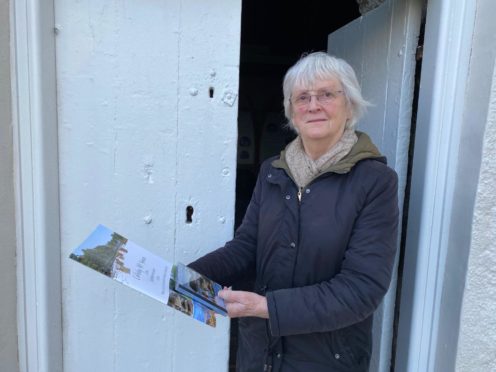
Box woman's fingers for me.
[218,290,268,319]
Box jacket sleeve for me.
[187,163,267,286]
[266,165,399,336]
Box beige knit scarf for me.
[285,128,358,188]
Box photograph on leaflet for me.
[174,262,227,316]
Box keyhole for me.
[209,87,214,98]
[186,205,194,223]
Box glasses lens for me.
[293,94,309,107]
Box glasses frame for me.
[291,89,344,109]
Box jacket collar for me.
[271,131,384,176]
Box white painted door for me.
[55,1,241,371]
[327,0,423,370]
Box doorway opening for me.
[231,1,361,370]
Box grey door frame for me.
[11,0,62,371]
[394,0,478,371]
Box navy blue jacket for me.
[189,132,399,372]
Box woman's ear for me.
[346,104,353,121]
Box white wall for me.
[435,0,496,370]
[0,0,19,370]
[456,58,496,372]
[56,1,241,371]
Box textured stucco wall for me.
[0,0,19,371]
[456,61,496,371]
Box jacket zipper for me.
[290,185,303,289]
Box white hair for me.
[282,51,371,131]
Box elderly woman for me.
[189,51,399,372]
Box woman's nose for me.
[307,95,321,111]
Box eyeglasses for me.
[291,90,344,108]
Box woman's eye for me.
[296,95,309,102]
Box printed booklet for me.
[174,262,227,316]
[69,224,226,327]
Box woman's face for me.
[291,78,352,146]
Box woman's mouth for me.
[306,118,327,123]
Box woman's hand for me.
[218,288,269,319]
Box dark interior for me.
[230,1,361,370]
[235,1,361,229]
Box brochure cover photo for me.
[69,224,219,327]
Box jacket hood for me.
[271,131,384,176]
